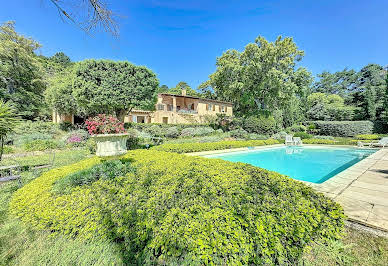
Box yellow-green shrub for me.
[303,139,337,145]
[355,134,380,140]
[151,139,281,153]
[11,150,344,265]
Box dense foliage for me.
[310,121,374,137]
[306,93,355,121]
[202,35,310,123]
[11,150,345,264]
[0,21,45,119]
[72,60,159,120]
[53,159,135,194]
[0,100,20,160]
[313,64,387,121]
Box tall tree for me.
[0,21,45,119]
[45,66,81,116]
[50,52,71,66]
[167,81,201,97]
[203,35,306,117]
[72,59,159,120]
[313,68,357,99]
[353,64,386,120]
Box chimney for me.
[182,89,187,96]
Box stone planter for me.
[92,133,129,157]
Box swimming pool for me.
[205,146,377,183]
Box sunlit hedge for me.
[11,150,344,265]
[151,139,281,153]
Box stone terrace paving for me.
[308,147,388,232]
[188,145,388,232]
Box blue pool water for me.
[206,146,376,183]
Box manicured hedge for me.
[151,139,281,153]
[355,134,380,140]
[309,121,374,137]
[11,150,344,265]
[303,139,337,145]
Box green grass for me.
[301,227,388,265]
[1,148,388,265]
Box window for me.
[213,105,216,111]
[221,106,226,113]
[162,117,168,124]
[167,104,172,111]
[157,104,164,111]
[207,104,212,111]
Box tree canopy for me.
[203,35,306,117]
[50,60,159,120]
[314,64,387,120]
[161,81,201,97]
[0,21,45,119]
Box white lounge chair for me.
[285,135,294,146]
[293,137,303,146]
[358,137,388,148]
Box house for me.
[52,90,233,124]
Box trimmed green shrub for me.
[23,139,64,151]
[52,159,135,194]
[287,124,307,133]
[355,134,379,140]
[144,125,164,137]
[314,135,335,140]
[180,127,215,137]
[59,121,76,131]
[311,121,374,137]
[85,138,96,154]
[165,126,179,138]
[14,121,60,136]
[13,133,53,147]
[152,139,281,153]
[243,115,277,134]
[272,131,288,140]
[11,150,345,265]
[303,139,337,145]
[293,132,313,139]
[247,133,268,140]
[229,128,248,138]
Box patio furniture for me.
[285,135,294,146]
[293,137,303,146]
[0,159,22,186]
[358,137,388,148]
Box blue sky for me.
[1,0,387,89]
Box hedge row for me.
[125,122,207,131]
[11,150,344,265]
[310,121,374,137]
[151,139,281,153]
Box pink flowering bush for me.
[67,135,83,144]
[85,114,126,135]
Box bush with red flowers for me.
[85,114,126,135]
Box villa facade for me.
[52,90,233,125]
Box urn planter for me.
[92,133,129,157]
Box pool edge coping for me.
[187,144,388,232]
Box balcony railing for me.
[177,109,198,114]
